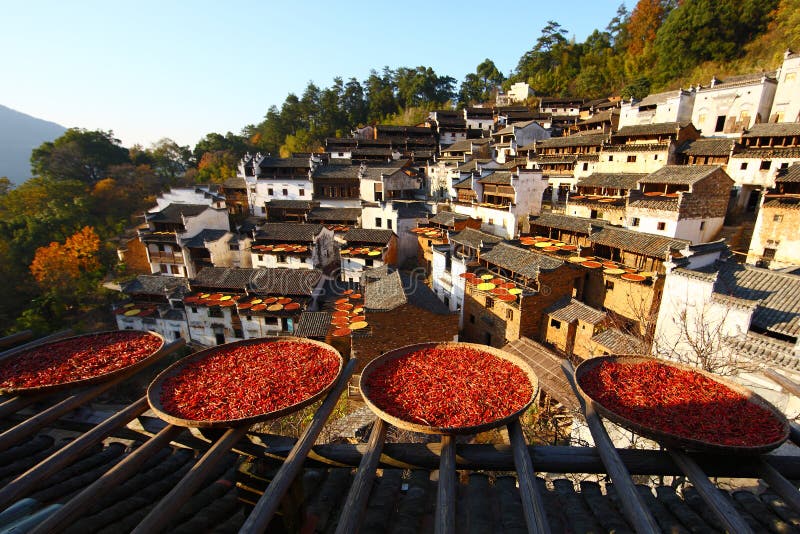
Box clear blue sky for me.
[2,1,627,149]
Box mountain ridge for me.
[0,104,67,185]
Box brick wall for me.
[582,270,662,336]
[679,169,733,219]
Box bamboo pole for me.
[435,434,456,534]
[0,330,33,350]
[334,418,387,534]
[507,420,551,534]
[239,358,356,533]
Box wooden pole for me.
[0,330,33,350]
[0,397,149,510]
[669,450,753,534]
[132,425,251,534]
[561,361,661,533]
[757,459,800,513]
[30,425,184,534]
[435,434,456,534]
[507,420,551,534]
[334,418,387,534]
[762,369,800,399]
[239,358,356,533]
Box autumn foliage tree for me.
[30,226,102,307]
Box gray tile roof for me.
[730,146,800,159]
[265,199,317,210]
[591,328,647,355]
[743,123,800,138]
[545,298,606,324]
[453,176,475,190]
[392,201,430,219]
[628,197,680,211]
[312,163,361,180]
[589,227,690,258]
[429,211,471,226]
[146,204,209,224]
[364,269,407,311]
[450,228,503,250]
[455,159,491,172]
[258,156,311,169]
[222,176,247,189]
[725,332,799,371]
[613,122,683,138]
[442,138,490,153]
[578,109,617,126]
[529,132,607,149]
[255,223,323,242]
[677,137,737,156]
[763,196,800,209]
[638,165,723,185]
[480,243,565,276]
[342,228,394,245]
[712,261,800,338]
[776,163,800,183]
[121,274,189,298]
[307,207,362,222]
[478,171,513,185]
[293,311,332,338]
[577,173,646,190]
[530,213,604,235]
[502,337,581,411]
[191,267,322,296]
[182,229,229,248]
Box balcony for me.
[148,252,184,264]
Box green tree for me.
[30,129,130,184]
[459,59,505,105]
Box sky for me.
[1,1,627,150]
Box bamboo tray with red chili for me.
[0,330,165,395]
[147,337,343,428]
[575,356,789,454]
[360,342,539,435]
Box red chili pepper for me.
[579,360,785,447]
[364,346,533,428]
[159,341,340,421]
[0,331,162,389]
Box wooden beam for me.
[0,330,33,350]
[132,425,251,534]
[762,369,800,399]
[561,361,661,533]
[0,397,150,510]
[436,434,456,534]
[757,459,800,514]
[670,450,753,534]
[334,418,387,534]
[508,420,551,534]
[239,358,357,533]
[29,425,184,534]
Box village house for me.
[523,131,608,202]
[675,137,737,171]
[495,82,534,106]
[541,297,608,359]
[727,123,800,213]
[311,161,363,208]
[567,172,646,226]
[415,211,482,274]
[239,155,316,216]
[617,89,696,129]
[361,201,430,265]
[430,227,503,313]
[770,50,800,123]
[692,72,778,137]
[450,169,548,239]
[539,97,585,117]
[114,274,190,342]
[491,120,550,163]
[464,107,495,134]
[307,206,361,230]
[219,176,249,221]
[626,165,733,243]
[138,199,230,278]
[747,163,800,269]
[495,106,546,129]
[427,110,473,149]
[250,223,335,271]
[359,159,422,203]
[339,228,397,283]
[460,242,583,348]
[594,122,700,174]
[570,108,620,134]
[425,138,491,200]
[655,256,800,412]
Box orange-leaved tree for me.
[30,226,102,294]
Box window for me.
[700,221,706,230]
[605,281,615,290]
[229,243,239,251]
[170,265,180,274]
[160,264,168,273]
[282,188,288,196]
[485,297,494,309]
[760,160,772,171]
[608,155,614,162]
[740,162,748,170]
[470,314,475,324]
[173,331,181,340]
[277,254,286,263]
[299,188,305,196]
[365,259,373,267]
[375,217,382,227]
[582,162,589,171]
[191,307,197,313]
[631,217,640,227]
[506,308,514,320]
[267,188,274,195]
[714,115,726,132]
[387,219,393,230]
[233,328,244,338]
[657,221,666,231]
[654,154,658,160]
[257,254,263,261]
[763,247,777,259]
[774,214,784,222]
[550,318,561,329]
[627,155,637,163]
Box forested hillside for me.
[0,0,798,335]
